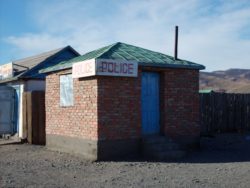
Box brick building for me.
[41,42,205,160]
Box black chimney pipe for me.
[174,26,178,60]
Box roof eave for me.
[139,62,205,70]
[39,64,72,74]
[40,61,205,74]
[0,76,19,84]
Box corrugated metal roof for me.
[12,47,66,72]
[0,46,80,83]
[41,42,205,73]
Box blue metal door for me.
[0,86,15,135]
[141,72,160,135]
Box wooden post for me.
[27,92,32,143]
[22,92,28,141]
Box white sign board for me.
[72,59,138,78]
[72,59,96,78]
[0,62,13,80]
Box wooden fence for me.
[23,91,45,145]
[200,93,250,134]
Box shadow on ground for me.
[1,133,250,164]
[181,133,250,163]
[100,133,250,164]
[0,141,23,146]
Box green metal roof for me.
[199,89,214,93]
[40,42,205,73]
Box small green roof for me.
[199,89,214,93]
[40,42,205,73]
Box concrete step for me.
[142,135,172,144]
[143,142,180,153]
[152,150,187,161]
[142,135,186,161]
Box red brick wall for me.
[97,74,141,140]
[162,69,200,140]
[45,70,98,140]
[45,67,200,143]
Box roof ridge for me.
[96,42,120,58]
[39,43,120,73]
[120,42,174,59]
[119,42,194,63]
[20,46,78,78]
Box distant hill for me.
[200,69,250,93]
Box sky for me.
[0,0,250,72]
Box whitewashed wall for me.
[19,83,24,138]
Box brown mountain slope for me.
[199,69,250,93]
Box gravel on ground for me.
[1,133,250,188]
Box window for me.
[60,74,73,106]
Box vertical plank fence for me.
[200,93,250,134]
[23,91,45,145]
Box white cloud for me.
[3,0,250,71]
[6,33,66,54]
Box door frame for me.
[11,85,20,134]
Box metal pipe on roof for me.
[174,26,178,60]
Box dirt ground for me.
[1,133,250,188]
